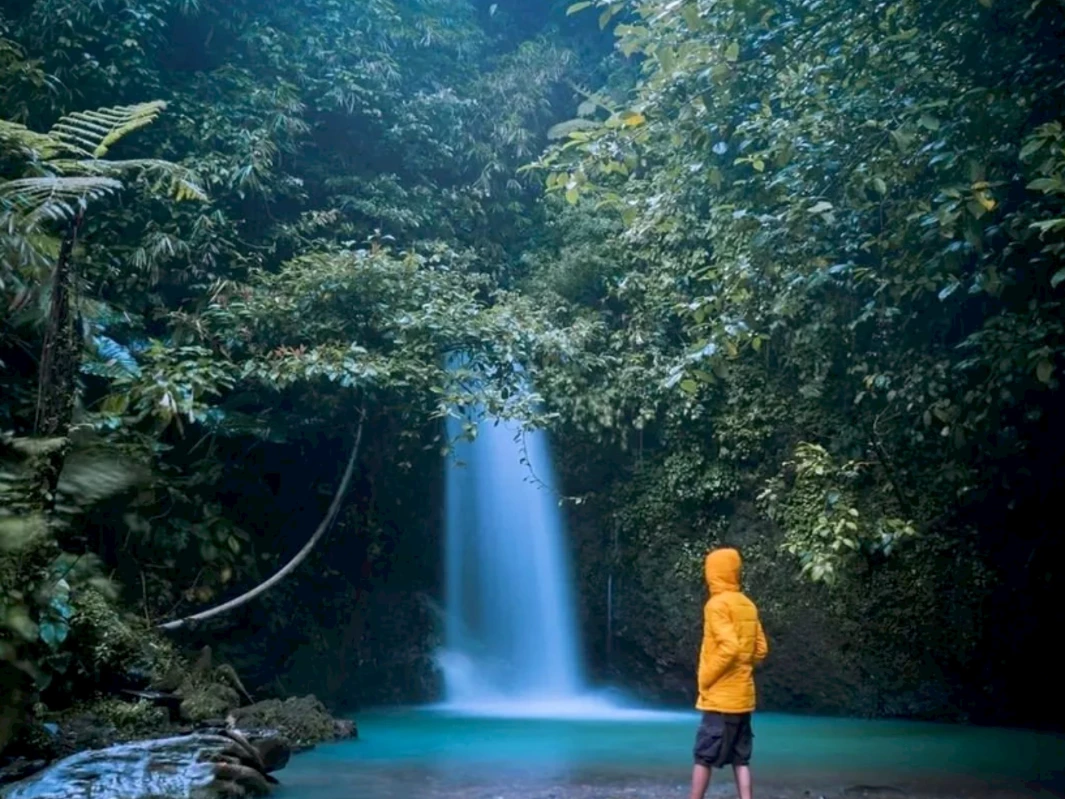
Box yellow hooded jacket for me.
[696,548,768,713]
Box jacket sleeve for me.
[698,597,739,691]
[754,616,769,665]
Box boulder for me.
[171,647,253,724]
[0,730,288,799]
[46,699,173,760]
[250,737,290,774]
[229,696,355,750]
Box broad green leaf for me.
[4,606,37,641]
[1019,137,1047,161]
[1031,218,1065,236]
[656,46,675,73]
[567,1,592,15]
[1027,178,1062,193]
[918,114,940,131]
[1036,359,1054,384]
[681,4,702,30]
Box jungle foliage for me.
[525,0,1065,723]
[1,0,1063,740]
[0,0,595,739]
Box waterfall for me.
[440,409,585,713]
[435,403,687,721]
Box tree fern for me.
[56,157,208,202]
[0,175,124,228]
[0,119,59,158]
[0,101,206,233]
[48,101,168,159]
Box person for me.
[690,547,769,799]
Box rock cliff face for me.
[568,497,969,721]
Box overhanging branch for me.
[157,410,366,632]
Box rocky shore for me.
[0,646,355,798]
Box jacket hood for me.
[705,548,742,594]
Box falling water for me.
[440,408,587,714]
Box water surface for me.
[275,708,1065,799]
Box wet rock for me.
[332,717,356,739]
[0,760,46,787]
[49,699,174,760]
[230,696,355,749]
[0,730,286,799]
[252,737,290,773]
[50,714,117,759]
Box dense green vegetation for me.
[2,0,1062,760]
[528,0,1065,723]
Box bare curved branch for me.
[157,411,366,631]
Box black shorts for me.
[693,711,753,769]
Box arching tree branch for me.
[157,410,366,631]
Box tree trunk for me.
[0,215,83,757]
[30,212,84,512]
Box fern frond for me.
[0,119,60,159]
[48,101,168,159]
[53,158,208,203]
[0,176,124,227]
[111,159,208,202]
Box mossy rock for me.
[65,588,179,696]
[230,696,354,749]
[83,700,169,740]
[49,699,172,759]
[2,719,57,764]
[178,684,240,724]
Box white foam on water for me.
[429,696,691,722]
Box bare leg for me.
[733,765,753,799]
[690,764,712,799]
